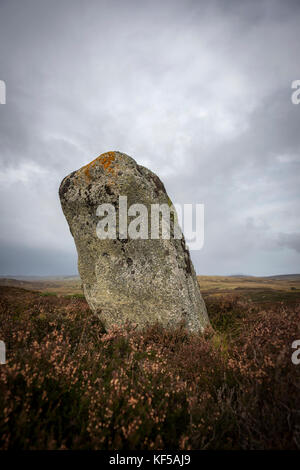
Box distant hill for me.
[0,275,80,281]
[0,278,40,287]
[263,274,300,281]
[228,274,254,278]
[0,276,82,296]
[228,274,300,281]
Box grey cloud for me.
[278,233,300,253]
[0,0,300,276]
[0,242,77,277]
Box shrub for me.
[0,286,299,449]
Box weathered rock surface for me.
[59,151,209,332]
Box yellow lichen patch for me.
[81,152,116,180]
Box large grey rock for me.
[59,151,209,332]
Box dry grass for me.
[198,274,300,293]
[0,277,83,296]
[1,274,300,298]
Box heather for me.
[0,286,299,449]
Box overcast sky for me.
[0,0,299,276]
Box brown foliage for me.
[0,286,299,449]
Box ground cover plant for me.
[0,285,299,450]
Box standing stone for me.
[59,151,209,332]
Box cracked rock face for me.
[59,151,209,332]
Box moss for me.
[64,293,85,299]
